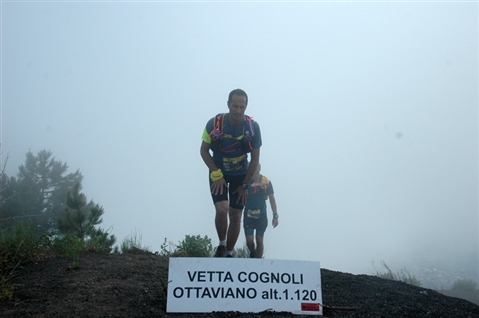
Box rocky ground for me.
[1,252,479,317]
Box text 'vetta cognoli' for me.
[187,270,304,284]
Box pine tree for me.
[2,150,82,232]
[57,182,115,253]
[58,182,102,239]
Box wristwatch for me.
[241,183,249,190]
[273,213,279,219]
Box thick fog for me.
[1,2,477,282]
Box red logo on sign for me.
[301,303,320,311]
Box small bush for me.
[51,234,84,268]
[0,222,46,275]
[51,234,83,256]
[452,279,478,292]
[159,238,175,256]
[171,250,189,257]
[175,235,213,257]
[440,279,479,305]
[0,222,51,302]
[85,227,116,254]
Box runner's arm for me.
[200,141,218,172]
[269,193,278,228]
[200,141,226,195]
[269,193,277,215]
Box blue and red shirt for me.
[202,113,262,176]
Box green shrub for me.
[440,279,479,305]
[0,222,51,302]
[0,222,46,275]
[85,227,116,254]
[51,234,83,255]
[175,235,213,257]
[452,279,478,292]
[159,238,175,256]
[51,234,84,268]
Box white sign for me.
[167,257,322,315]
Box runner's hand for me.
[233,187,248,205]
[211,178,226,195]
[272,218,279,228]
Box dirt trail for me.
[1,253,478,317]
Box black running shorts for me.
[209,173,246,210]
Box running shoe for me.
[214,245,226,257]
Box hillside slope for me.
[1,253,478,317]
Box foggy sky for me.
[1,1,477,280]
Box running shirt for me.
[244,178,274,218]
[202,113,262,176]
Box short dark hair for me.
[228,89,248,105]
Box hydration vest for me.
[209,113,255,153]
[251,175,270,196]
